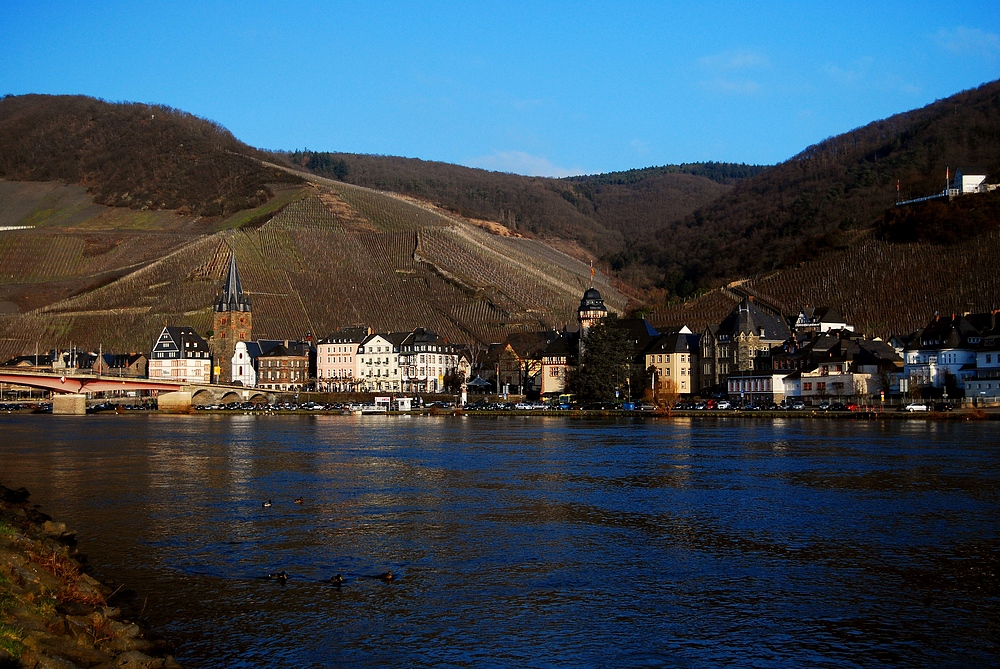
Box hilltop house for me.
[951,168,989,194]
[149,326,212,383]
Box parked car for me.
[790,401,806,410]
[904,403,929,412]
[933,402,954,412]
[716,400,732,410]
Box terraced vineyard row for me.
[649,288,740,334]
[36,235,221,316]
[502,236,624,304]
[0,231,190,284]
[463,227,620,306]
[354,231,418,271]
[326,181,450,232]
[651,231,1000,338]
[745,232,1000,337]
[418,229,549,307]
[268,196,344,231]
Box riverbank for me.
[0,485,181,669]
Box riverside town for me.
[2,251,998,415]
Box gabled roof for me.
[718,298,790,341]
[98,353,147,368]
[909,313,984,350]
[258,340,312,358]
[2,354,55,367]
[153,326,210,358]
[797,306,847,325]
[643,331,698,356]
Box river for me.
[1,414,997,668]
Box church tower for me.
[577,286,607,360]
[212,252,252,383]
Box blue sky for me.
[3,1,998,176]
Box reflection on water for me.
[1,414,998,668]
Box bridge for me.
[0,371,274,414]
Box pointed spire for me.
[223,253,243,304]
[215,250,251,313]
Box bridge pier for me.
[52,394,87,415]
[157,391,192,413]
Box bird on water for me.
[269,571,288,583]
[379,571,395,582]
[262,500,272,508]
[331,574,344,586]
[294,498,304,504]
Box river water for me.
[0,414,997,668]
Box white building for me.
[793,307,854,333]
[952,168,988,194]
[964,330,1000,399]
[357,333,403,392]
[232,340,260,387]
[902,314,981,392]
[149,326,212,383]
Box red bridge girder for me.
[0,372,186,394]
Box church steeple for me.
[211,250,252,383]
[215,253,252,313]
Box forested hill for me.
[282,151,765,265]
[642,79,1000,297]
[0,94,302,217]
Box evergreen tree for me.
[572,315,633,401]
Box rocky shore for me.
[0,485,181,669]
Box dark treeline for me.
[0,94,302,217]
[640,80,1000,297]
[564,162,768,187]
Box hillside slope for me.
[0,94,302,216]
[283,152,762,274]
[644,80,1000,296]
[0,175,624,361]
